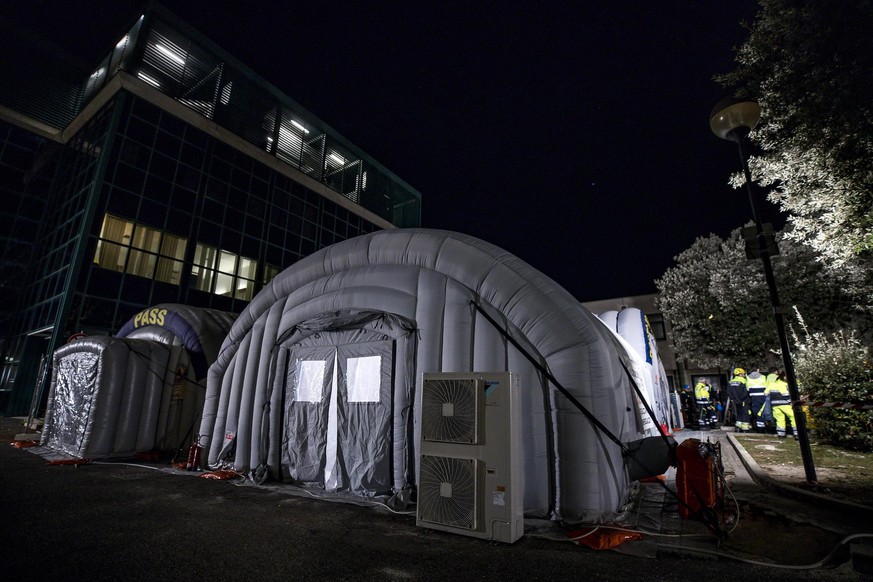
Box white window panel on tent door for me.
[346,356,381,403]
[295,360,325,403]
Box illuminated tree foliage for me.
[793,326,873,452]
[718,0,873,267]
[655,226,866,369]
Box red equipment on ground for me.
[675,438,723,519]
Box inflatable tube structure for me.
[595,311,659,436]
[116,304,237,450]
[201,228,648,523]
[599,308,674,435]
[116,304,237,379]
[41,305,237,459]
[41,336,169,458]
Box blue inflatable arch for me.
[117,304,237,379]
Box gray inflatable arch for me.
[200,229,646,522]
[41,305,237,459]
[115,304,237,450]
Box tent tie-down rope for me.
[614,356,675,448]
[470,300,629,451]
[470,300,727,539]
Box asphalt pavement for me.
[2,416,871,581]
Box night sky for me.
[4,1,769,301]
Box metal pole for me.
[735,135,818,483]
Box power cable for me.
[660,532,873,570]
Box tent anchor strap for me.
[471,300,725,538]
[469,300,627,453]
[615,357,676,450]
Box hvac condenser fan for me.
[421,377,480,443]
[417,455,478,530]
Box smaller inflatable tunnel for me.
[596,308,678,435]
[41,304,236,459]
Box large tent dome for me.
[200,229,652,522]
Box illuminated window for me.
[127,224,161,278]
[191,243,217,293]
[157,233,187,285]
[214,250,237,297]
[235,256,257,300]
[93,214,187,285]
[191,242,257,300]
[93,214,132,272]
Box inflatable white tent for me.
[41,304,236,459]
[42,336,170,459]
[597,308,676,435]
[200,229,668,524]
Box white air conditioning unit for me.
[416,372,523,543]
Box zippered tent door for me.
[336,340,394,494]
[281,335,394,495]
[282,345,336,487]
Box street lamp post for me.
[710,97,817,484]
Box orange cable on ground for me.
[567,527,644,550]
[198,470,244,480]
[10,440,39,448]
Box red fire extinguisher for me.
[186,435,203,471]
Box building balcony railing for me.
[4,4,421,229]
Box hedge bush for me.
[792,329,873,452]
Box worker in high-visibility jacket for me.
[760,371,797,439]
[727,368,751,432]
[694,377,717,429]
[746,368,769,432]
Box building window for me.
[191,242,257,300]
[191,243,217,293]
[93,214,133,272]
[157,232,187,284]
[263,264,281,285]
[647,313,667,341]
[127,223,161,278]
[93,214,187,285]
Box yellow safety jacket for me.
[694,382,711,401]
[764,378,792,407]
[746,373,767,397]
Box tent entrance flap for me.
[281,333,395,495]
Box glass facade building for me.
[0,5,421,415]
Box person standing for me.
[727,368,752,432]
[694,377,717,430]
[746,368,768,432]
[680,385,696,428]
[761,371,796,439]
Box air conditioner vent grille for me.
[421,378,479,443]
[417,455,478,530]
